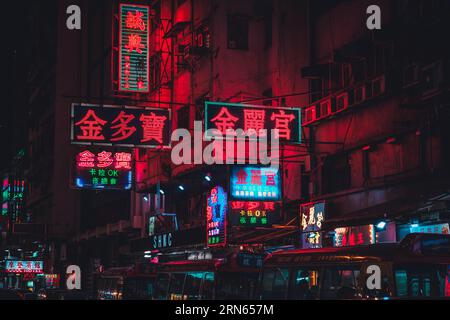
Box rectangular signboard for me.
[205,102,301,143]
[71,104,171,148]
[6,260,44,274]
[230,166,281,201]
[118,3,150,92]
[74,149,133,190]
[229,201,281,227]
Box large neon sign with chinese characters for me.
[119,3,149,92]
[6,260,44,274]
[71,104,171,148]
[300,201,325,249]
[205,102,302,143]
[206,186,227,247]
[230,166,281,201]
[334,225,375,247]
[229,201,281,227]
[74,149,133,190]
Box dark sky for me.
[0,2,33,171]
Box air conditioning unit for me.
[421,61,443,98]
[303,105,317,124]
[335,92,349,112]
[372,75,386,97]
[403,64,419,88]
[352,85,366,105]
[319,99,332,118]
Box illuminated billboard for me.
[206,186,227,247]
[119,3,149,92]
[205,102,301,143]
[229,201,281,227]
[300,201,325,249]
[6,260,44,274]
[71,104,171,148]
[230,166,281,201]
[74,149,133,190]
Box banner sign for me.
[300,201,325,249]
[119,3,150,92]
[71,104,171,148]
[205,102,301,143]
[230,166,281,201]
[6,261,44,274]
[229,201,281,227]
[74,149,133,190]
[206,186,227,247]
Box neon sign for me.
[71,104,171,148]
[74,150,133,190]
[300,201,325,249]
[119,3,149,92]
[205,102,302,143]
[6,260,43,274]
[229,201,281,227]
[230,166,281,201]
[334,225,375,247]
[206,186,227,247]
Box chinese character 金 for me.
[75,109,107,141]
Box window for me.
[154,273,170,300]
[288,269,320,300]
[168,273,186,300]
[321,267,360,299]
[261,268,289,299]
[395,266,446,298]
[322,153,351,194]
[183,272,203,300]
[216,272,259,300]
[227,15,249,50]
[201,272,215,299]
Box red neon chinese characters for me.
[263,202,275,210]
[210,107,239,134]
[115,152,132,170]
[77,151,95,168]
[75,109,107,141]
[126,10,146,31]
[243,109,265,135]
[231,201,245,210]
[97,151,114,168]
[250,170,262,185]
[125,34,145,54]
[123,56,131,89]
[110,111,137,142]
[140,112,167,144]
[270,110,295,140]
[236,169,248,184]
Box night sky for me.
[0,2,33,171]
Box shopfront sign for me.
[300,201,325,249]
[410,223,449,235]
[71,104,171,148]
[118,3,150,92]
[151,232,173,249]
[230,166,281,201]
[5,260,43,274]
[229,201,281,227]
[205,102,301,143]
[74,149,133,190]
[206,186,227,247]
[334,225,375,247]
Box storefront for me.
[2,260,44,291]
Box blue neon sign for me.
[230,166,281,201]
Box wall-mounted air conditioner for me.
[421,61,443,99]
[319,99,332,118]
[352,85,366,105]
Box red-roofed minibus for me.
[259,233,450,300]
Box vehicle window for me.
[288,268,320,300]
[183,272,203,300]
[216,272,258,300]
[168,273,186,300]
[154,274,170,300]
[322,267,360,299]
[201,272,214,300]
[261,268,289,299]
[395,266,444,298]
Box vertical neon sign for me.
[206,186,227,247]
[119,3,149,92]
